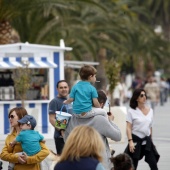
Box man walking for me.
[49,80,72,155]
[144,76,160,112]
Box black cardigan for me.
[124,134,160,162]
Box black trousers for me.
[54,137,64,155]
[132,145,158,170]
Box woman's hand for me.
[129,140,135,153]
[18,152,27,164]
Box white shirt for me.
[126,107,153,139]
[113,83,123,99]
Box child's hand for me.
[41,140,46,143]
[63,98,73,104]
[9,142,15,147]
[63,100,69,104]
[63,100,67,104]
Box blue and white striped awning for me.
[0,57,23,69]
[0,57,57,69]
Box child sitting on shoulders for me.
[64,65,107,118]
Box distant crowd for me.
[106,75,170,109]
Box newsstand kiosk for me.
[0,40,72,139]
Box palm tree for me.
[137,0,170,40]
[117,0,169,75]
[1,0,170,84]
[1,0,97,44]
[0,0,22,44]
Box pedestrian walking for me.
[124,88,160,170]
[144,76,159,112]
[48,80,72,155]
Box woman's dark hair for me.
[130,88,147,109]
[110,153,134,170]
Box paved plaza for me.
[0,98,170,170]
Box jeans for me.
[54,137,64,155]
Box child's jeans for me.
[75,108,108,119]
[8,152,43,170]
[8,152,23,170]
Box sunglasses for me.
[8,115,15,119]
[139,94,146,98]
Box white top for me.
[113,82,123,99]
[126,107,153,139]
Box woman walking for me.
[124,88,159,170]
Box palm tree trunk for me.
[146,57,155,78]
[163,23,170,41]
[96,48,107,90]
[64,67,75,87]
[134,56,144,79]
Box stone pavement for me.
[0,99,170,170]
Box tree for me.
[105,59,121,106]
[13,62,32,107]
[1,0,170,86]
